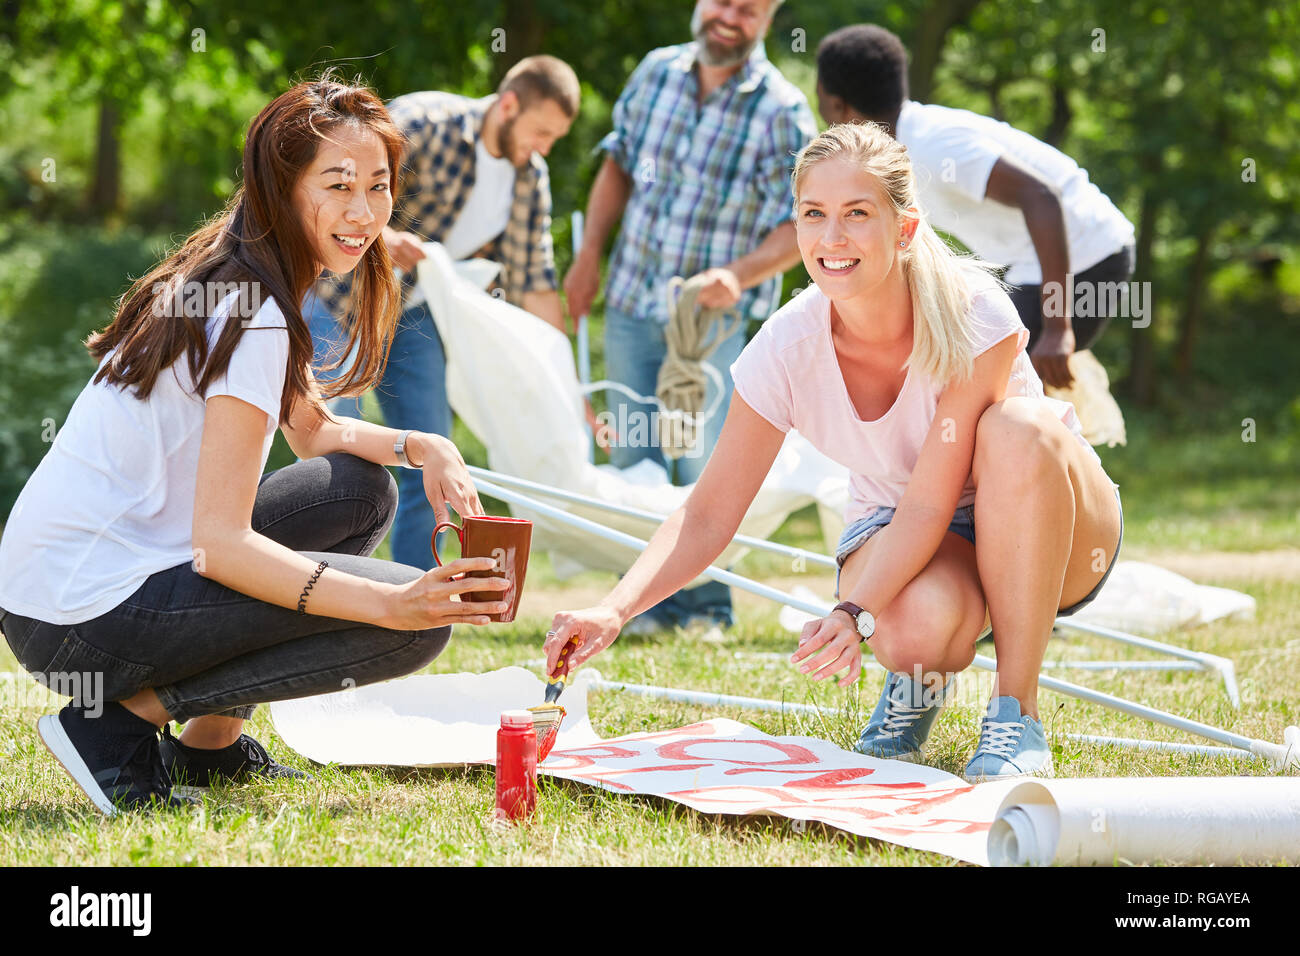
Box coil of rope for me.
[654,274,745,460]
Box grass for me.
[2,551,1296,866]
[1,224,1297,864]
[1097,411,1300,554]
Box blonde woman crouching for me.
[544,123,1122,781]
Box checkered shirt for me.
[598,41,816,324]
[314,91,557,317]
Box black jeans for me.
[1008,243,1136,352]
[0,453,450,722]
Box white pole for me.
[571,210,593,463]
[1039,660,1201,672]
[473,465,1238,701]
[571,211,592,387]
[1066,734,1256,761]
[1052,619,1240,706]
[726,652,1198,672]
[474,476,1298,770]
[468,464,836,569]
[560,669,1263,758]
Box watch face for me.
[855,610,875,638]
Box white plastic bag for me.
[415,242,850,580]
[1069,560,1256,634]
[1043,350,1127,447]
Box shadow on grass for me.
[0,800,194,830]
[370,764,494,786]
[0,802,102,830]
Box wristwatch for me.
[832,601,876,641]
[393,429,420,469]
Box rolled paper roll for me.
[989,777,1300,866]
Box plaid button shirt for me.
[599,41,816,325]
[315,91,557,316]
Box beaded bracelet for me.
[297,559,329,614]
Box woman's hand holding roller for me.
[544,605,624,674]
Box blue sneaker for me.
[963,696,1055,782]
[854,671,953,762]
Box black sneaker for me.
[159,723,310,790]
[37,702,196,817]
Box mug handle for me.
[430,521,464,567]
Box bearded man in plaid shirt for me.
[565,0,815,630]
[307,55,579,571]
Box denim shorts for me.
[834,504,975,600]
[833,486,1123,618]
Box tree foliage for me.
[0,0,1296,511]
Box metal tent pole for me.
[468,464,835,570]
[570,210,593,462]
[1066,734,1256,760]
[472,476,1297,771]
[473,465,1239,703]
[1052,618,1239,706]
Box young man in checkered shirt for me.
[307,56,579,571]
[565,0,816,630]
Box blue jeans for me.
[306,293,452,570]
[304,291,364,421]
[0,454,450,722]
[603,306,749,626]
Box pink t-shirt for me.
[731,279,1095,525]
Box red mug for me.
[431,515,533,623]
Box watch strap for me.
[832,601,863,621]
[833,601,875,641]
[394,429,417,469]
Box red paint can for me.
[495,709,537,822]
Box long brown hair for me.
[85,73,405,427]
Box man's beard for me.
[497,114,528,169]
[690,4,762,68]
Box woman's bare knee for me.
[973,399,1068,489]
[875,577,978,673]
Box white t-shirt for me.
[897,100,1135,285]
[730,278,1097,525]
[0,292,290,624]
[406,138,516,307]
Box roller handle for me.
[545,636,580,703]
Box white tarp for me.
[1067,560,1257,634]
[268,667,599,767]
[416,243,850,578]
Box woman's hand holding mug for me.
[378,557,511,630]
